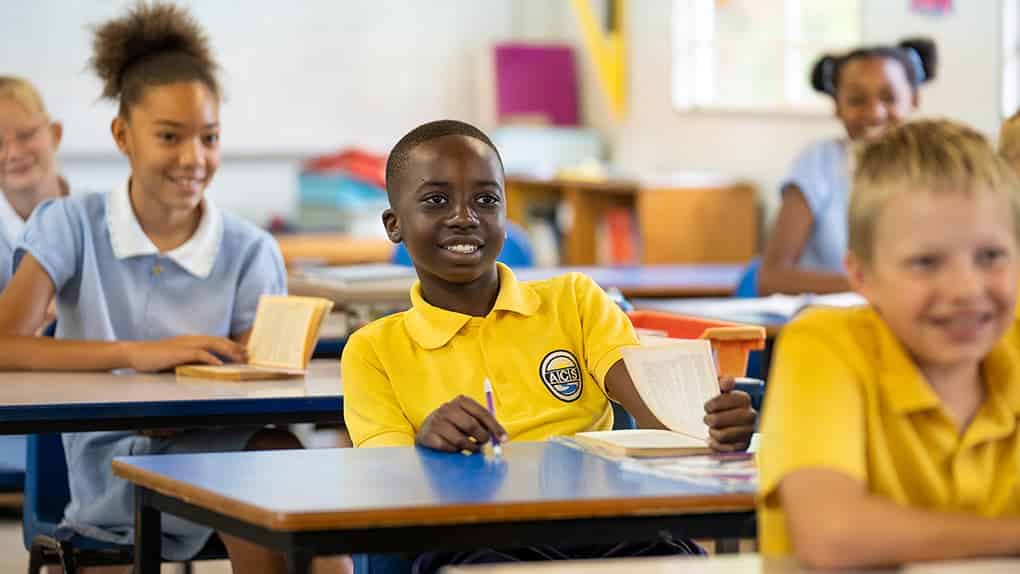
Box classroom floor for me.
[0,514,233,572]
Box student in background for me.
[0,4,348,573]
[342,120,756,570]
[757,38,937,296]
[0,76,68,291]
[758,120,1020,568]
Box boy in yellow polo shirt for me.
[341,120,756,569]
[759,119,1020,569]
[342,120,755,453]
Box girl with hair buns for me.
[0,4,349,573]
[757,38,937,296]
[0,76,68,291]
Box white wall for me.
[9,0,520,225]
[12,1,1007,228]
[550,0,1005,222]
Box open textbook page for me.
[176,296,333,380]
[621,339,719,441]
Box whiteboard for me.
[1,0,513,156]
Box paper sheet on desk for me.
[620,453,758,490]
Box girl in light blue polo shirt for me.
[0,5,330,573]
[757,38,937,296]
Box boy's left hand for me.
[703,376,756,452]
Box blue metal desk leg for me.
[134,487,162,574]
[287,547,313,574]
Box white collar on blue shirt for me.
[0,190,26,246]
[106,178,223,279]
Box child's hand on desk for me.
[704,377,756,453]
[417,395,509,453]
[123,336,248,373]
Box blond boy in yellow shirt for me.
[759,119,1020,568]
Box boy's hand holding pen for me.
[416,386,508,454]
[484,379,503,456]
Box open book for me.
[572,339,720,457]
[176,295,334,381]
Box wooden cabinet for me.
[505,176,757,265]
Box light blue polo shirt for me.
[14,180,287,559]
[0,189,28,292]
[0,226,12,292]
[782,138,849,274]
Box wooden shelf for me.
[274,234,394,268]
[505,176,757,266]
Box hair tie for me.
[821,58,836,95]
[903,46,927,83]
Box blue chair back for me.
[392,222,535,268]
[734,257,761,298]
[734,257,767,394]
[0,435,26,492]
[22,434,71,550]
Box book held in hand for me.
[176,295,334,381]
[573,339,721,457]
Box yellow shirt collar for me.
[405,263,541,350]
[871,307,1020,417]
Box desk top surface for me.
[441,554,1019,574]
[0,360,342,432]
[518,265,743,296]
[632,293,869,337]
[291,264,744,304]
[113,441,754,532]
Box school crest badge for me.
[539,350,582,402]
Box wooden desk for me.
[114,441,755,573]
[0,360,342,434]
[505,176,757,266]
[289,264,744,309]
[274,234,393,268]
[441,553,1020,573]
[631,294,869,338]
[632,298,789,338]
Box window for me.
[1003,0,1019,118]
[672,0,862,113]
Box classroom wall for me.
[16,1,1006,231]
[544,0,1004,221]
[13,0,521,226]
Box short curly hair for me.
[385,120,503,204]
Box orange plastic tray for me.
[628,310,766,378]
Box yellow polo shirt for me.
[758,306,1020,555]
[341,263,639,447]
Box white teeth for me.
[445,244,479,254]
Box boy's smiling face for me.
[848,188,1019,373]
[383,134,506,286]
